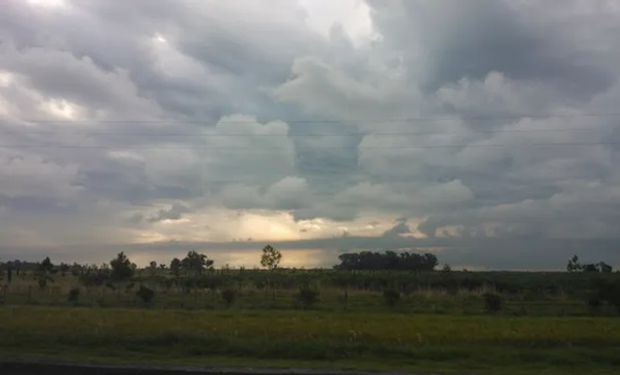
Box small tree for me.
[39,257,55,274]
[68,288,80,304]
[296,286,319,308]
[587,294,602,313]
[181,251,213,277]
[221,288,237,307]
[261,245,282,301]
[136,285,155,304]
[598,262,613,273]
[148,261,158,276]
[583,263,598,272]
[260,245,282,270]
[567,255,582,272]
[594,279,620,314]
[7,263,13,284]
[483,292,503,313]
[110,252,135,282]
[170,257,182,277]
[35,256,55,289]
[383,288,401,307]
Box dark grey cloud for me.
[148,203,189,223]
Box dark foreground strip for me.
[0,362,412,375]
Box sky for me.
[1,0,620,269]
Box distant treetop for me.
[334,250,438,271]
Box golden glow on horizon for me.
[128,207,426,245]
[129,248,331,269]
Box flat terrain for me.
[1,306,620,374]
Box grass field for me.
[1,305,620,374]
[2,269,620,373]
[2,270,619,316]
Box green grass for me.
[3,273,616,316]
[1,306,620,374]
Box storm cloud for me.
[1,0,620,269]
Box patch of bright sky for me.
[27,0,66,8]
[40,98,79,119]
[0,71,14,87]
[128,248,331,269]
[153,33,167,44]
[298,0,380,47]
[129,208,424,245]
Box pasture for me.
[1,266,620,374]
[1,306,620,374]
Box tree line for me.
[334,251,438,271]
[567,255,613,273]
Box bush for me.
[594,279,620,314]
[296,286,319,308]
[383,288,400,307]
[587,295,602,312]
[136,285,155,304]
[37,278,47,289]
[482,292,503,313]
[67,288,80,304]
[221,288,237,307]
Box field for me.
[1,268,620,374]
[1,306,620,374]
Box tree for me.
[567,255,582,272]
[260,245,282,270]
[148,261,158,276]
[110,252,135,282]
[221,288,237,307]
[59,263,69,277]
[593,279,620,314]
[296,285,319,308]
[567,256,613,273]
[483,292,503,313]
[334,251,438,271]
[170,258,182,277]
[68,288,80,304]
[39,257,55,274]
[136,285,155,304]
[598,262,613,273]
[181,251,213,276]
[383,288,400,307]
[35,257,55,289]
[583,263,599,272]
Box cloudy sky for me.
[1,0,620,269]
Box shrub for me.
[37,278,47,289]
[221,288,237,307]
[383,288,400,307]
[296,286,319,308]
[594,279,620,314]
[67,288,80,304]
[482,292,503,313]
[587,295,602,312]
[136,285,155,304]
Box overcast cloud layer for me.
[1,0,620,269]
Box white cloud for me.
[299,0,379,46]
